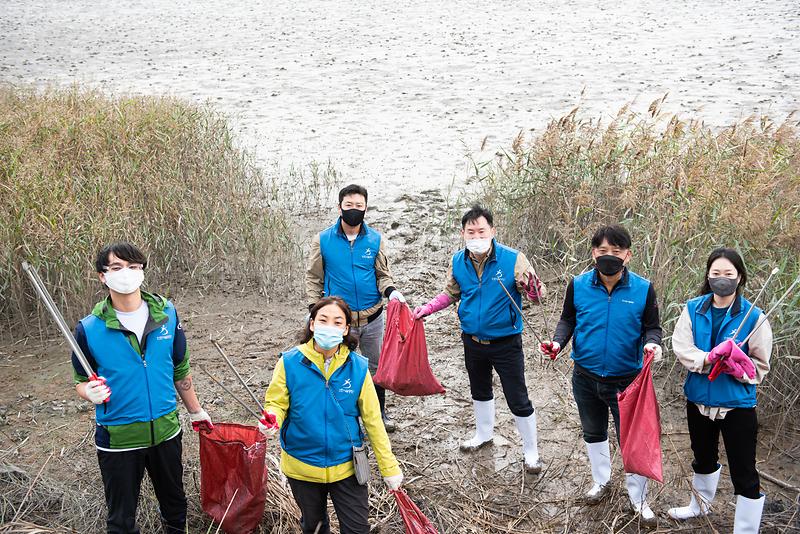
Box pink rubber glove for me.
[539,341,561,360]
[413,293,453,320]
[725,342,757,379]
[707,339,734,365]
[524,272,543,302]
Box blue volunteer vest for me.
[319,220,382,312]
[80,303,178,426]
[571,269,650,377]
[452,240,522,340]
[280,347,368,467]
[683,294,761,408]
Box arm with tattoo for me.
[175,374,202,413]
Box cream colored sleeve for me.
[740,315,772,385]
[375,238,396,296]
[305,233,325,306]
[444,259,462,301]
[672,306,711,374]
[357,372,401,477]
[514,251,547,300]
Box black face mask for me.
[341,208,365,227]
[708,277,738,297]
[595,254,625,276]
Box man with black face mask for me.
[306,184,404,431]
[539,224,662,524]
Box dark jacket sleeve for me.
[172,311,190,381]
[553,279,576,347]
[642,284,663,346]
[72,322,98,383]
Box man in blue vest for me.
[72,242,213,534]
[539,225,662,524]
[306,184,405,431]
[414,205,546,474]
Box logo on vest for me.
[622,299,635,304]
[362,248,374,259]
[156,324,173,341]
[339,378,354,394]
[491,269,504,281]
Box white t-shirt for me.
[115,301,149,343]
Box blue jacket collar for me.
[698,293,743,316]
[591,267,631,289]
[336,217,367,237]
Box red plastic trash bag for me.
[391,489,438,534]
[617,352,663,482]
[199,423,268,534]
[374,300,445,396]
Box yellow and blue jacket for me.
[264,340,401,483]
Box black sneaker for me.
[382,412,396,433]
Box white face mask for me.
[465,237,492,255]
[104,268,144,294]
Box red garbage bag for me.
[199,423,268,534]
[391,489,438,534]
[374,300,445,396]
[617,352,663,482]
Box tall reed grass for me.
[475,99,800,421]
[0,86,300,333]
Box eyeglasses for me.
[105,264,144,272]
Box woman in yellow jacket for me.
[258,296,403,534]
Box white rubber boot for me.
[514,412,542,474]
[585,440,612,504]
[626,473,656,526]
[733,494,765,534]
[460,399,494,452]
[667,465,722,520]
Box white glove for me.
[84,378,111,404]
[384,472,404,490]
[644,343,663,362]
[258,410,279,437]
[538,341,561,360]
[190,409,214,433]
[388,290,406,303]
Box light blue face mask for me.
[313,324,345,350]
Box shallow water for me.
[1,0,798,198]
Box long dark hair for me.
[698,247,748,296]
[300,297,359,351]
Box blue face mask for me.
[313,324,345,350]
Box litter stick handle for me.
[213,340,265,413]
[730,267,779,342]
[21,262,96,379]
[497,279,544,345]
[198,365,262,421]
[739,275,800,347]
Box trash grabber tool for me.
[212,340,265,413]
[21,262,106,393]
[198,364,261,421]
[739,274,800,347]
[497,278,545,346]
[729,267,780,343]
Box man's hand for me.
[85,377,111,404]
[643,343,663,362]
[190,409,214,433]
[413,293,453,320]
[389,290,406,303]
[539,341,561,360]
[384,472,404,491]
[258,410,279,437]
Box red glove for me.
[524,273,542,302]
[258,410,279,437]
[707,339,734,365]
[539,341,561,360]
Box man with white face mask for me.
[71,242,213,533]
[414,205,547,474]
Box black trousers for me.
[687,401,760,498]
[462,333,533,417]
[97,433,187,534]
[287,475,369,534]
[571,368,635,444]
